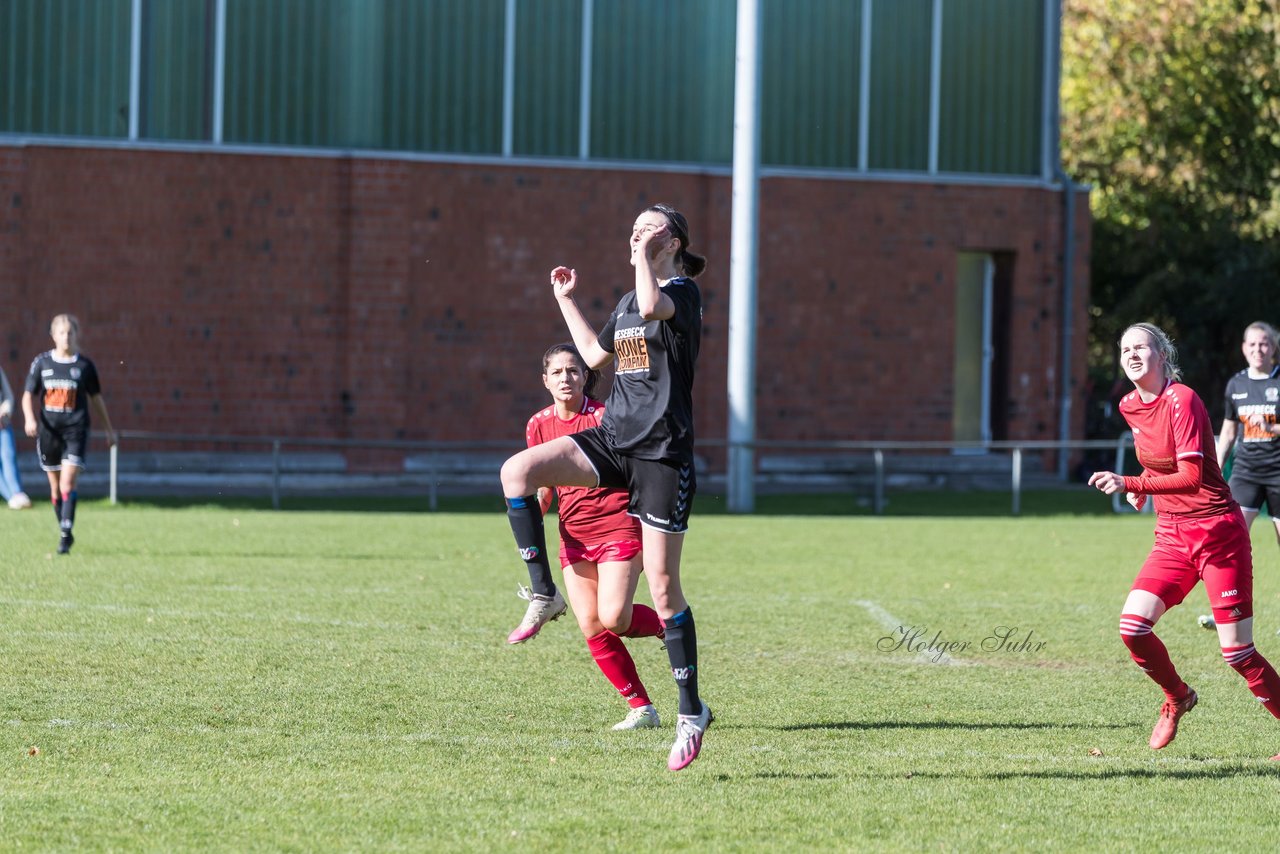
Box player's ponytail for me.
[647,203,707,279]
[680,247,707,279]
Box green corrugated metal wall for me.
[224,0,345,147]
[590,0,735,163]
[761,0,861,169]
[939,0,1044,175]
[513,0,581,158]
[144,0,209,141]
[1,0,131,137]
[0,0,1051,177]
[382,0,505,154]
[868,0,932,172]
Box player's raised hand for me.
[638,223,672,261]
[551,266,578,299]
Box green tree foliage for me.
[1062,0,1280,433]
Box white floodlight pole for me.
[128,0,142,139]
[726,0,762,513]
[502,0,516,156]
[213,0,227,142]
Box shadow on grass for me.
[774,720,1131,732]
[100,489,1118,518]
[903,766,1280,781]
[98,495,506,514]
[716,765,1280,782]
[99,549,403,562]
[712,772,840,781]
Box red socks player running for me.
[586,630,650,708]
[585,607,665,708]
[1119,614,1189,702]
[1222,643,1280,719]
[621,604,664,639]
[1123,613,1280,753]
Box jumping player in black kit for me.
[21,314,117,554]
[499,204,710,771]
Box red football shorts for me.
[1132,509,1253,620]
[560,539,642,568]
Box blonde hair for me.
[50,313,80,337]
[50,313,81,354]
[1244,321,1279,366]
[1122,322,1181,382]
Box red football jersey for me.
[525,397,641,548]
[1119,381,1236,518]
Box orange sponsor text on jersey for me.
[615,329,650,374]
[1238,404,1277,442]
[44,384,77,413]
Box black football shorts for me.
[569,427,695,533]
[1228,473,1280,515]
[37,424,88,471]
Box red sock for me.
[1222,644,1280,719]
[1119,614,1187,703]
[621,604,663,639]
[586,630,650,708]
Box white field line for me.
[855,599,969,666]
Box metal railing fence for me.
[96,430,1138,515]
[104,430,518,510]
[737,436,1138,515]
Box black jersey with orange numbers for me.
[25,351,101,431]
[1223,367,1280,480]
[595,276,701,463]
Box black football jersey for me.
[596,277,701,462]
[25,351,101,431]
[1223,367,1280,480]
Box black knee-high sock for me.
[506,495,556,598]
[60,490,77,534]
[52,495,63,526]
[663,608,700,716]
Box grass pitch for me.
[2,492,1280,850]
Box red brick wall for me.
[0,145,1090,457]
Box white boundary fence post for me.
[110,442,119,505]
[429,453,439,511]
[873,448,885,514]
[1011,447,1022,516]
[271,440,282,510]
